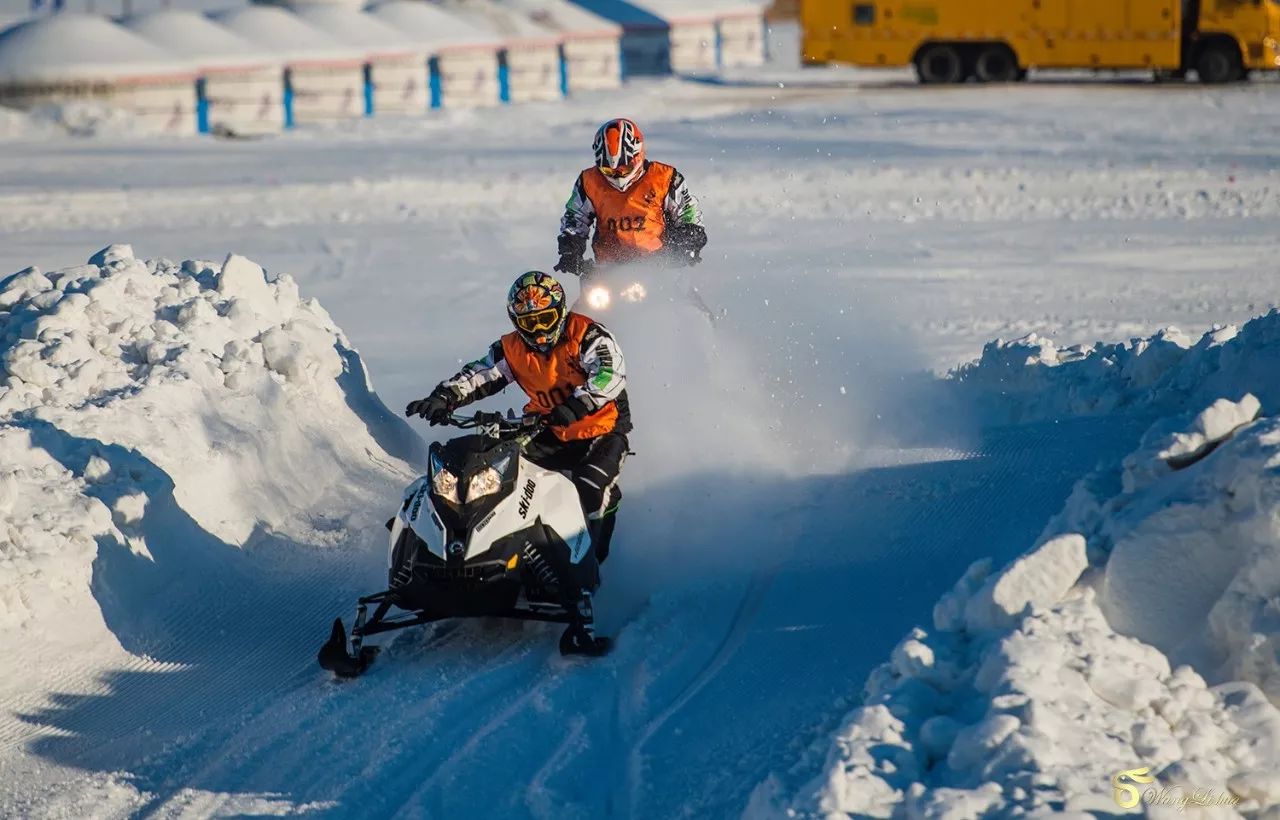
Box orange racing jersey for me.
[438,312,630,442]
[559,161,702,265]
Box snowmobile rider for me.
[405,271,629,564]
[554,117,707,276]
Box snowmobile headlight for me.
[466,467,503,501]
[432,467,460,505]
[586,285,611,310]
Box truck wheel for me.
[975,45,1020,83]
[915,44,964,84]
[1195,42,1244,84]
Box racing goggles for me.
[598,162,638,178]
[515,308,560,334]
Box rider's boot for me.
[587,513,617,565]
[559,590,612,657]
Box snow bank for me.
[0,246,419,687]
[769,314,1280,818]
[950,311,1280,425]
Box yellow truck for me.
[801,0,1280,83]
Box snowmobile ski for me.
[318,617,379,679]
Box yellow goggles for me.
[515,308,559,334]
[599,163,636,178]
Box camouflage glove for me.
[666,224,706,266]
[555,234,589,277]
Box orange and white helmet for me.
[593,118,645,190]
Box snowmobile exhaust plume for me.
[318,411,611,678]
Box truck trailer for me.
[801,0,1280,83]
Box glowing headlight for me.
[586,285,611,310]
[432,467,459,504]
[466,467,502,501]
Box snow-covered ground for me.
[775,316,1280,818]
[2,49,1280,818]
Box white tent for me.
[289,4,429,116]
[567,0,766,74]
[366,0,501,109]
[503,0,621,93]
[0,13,197,135]
[211,6,366,124]
[631,0,715,73]
[122,10,285,136]
[431,0,563,103]
[563,0,667,75]
[703,0,768,68]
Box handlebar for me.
[574,246,700,279]
[446,410,542,435]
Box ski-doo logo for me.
[409,487,427,521]
[517,479,536,518]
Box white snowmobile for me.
[318,411,611,678]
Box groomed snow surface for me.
[2,62,1280,818]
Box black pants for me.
[525,430,627,562]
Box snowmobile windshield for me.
[429,437,522,531]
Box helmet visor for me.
[515,308,560,334]
[599,162,638,178]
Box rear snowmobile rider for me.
[406,271,629,567]
[555,117,707,275]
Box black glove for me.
[666,224,707,266]
[555,234,588,277]
[405,387,456,426]
[547,396,590,428]
[555,254,587,277]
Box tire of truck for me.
[915,44,965,84]
[1195,41,1245,84]
[974,44,1020,83]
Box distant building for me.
[502,0,622,93]
[122,10,285,136]
[568,0,767,75]
[212,5,366,125]
[0,13,196,134]
[432,0,564,103]
[289,3,429,116]
[367,0,502,108]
